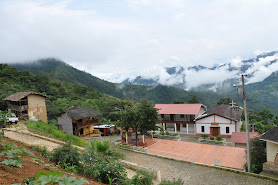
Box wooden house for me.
[57,107,101,136]
[3,92,48,123]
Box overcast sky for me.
[1,0,278,84]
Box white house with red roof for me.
[154,104,206,134]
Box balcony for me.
[77,119,99,129]
[8,105,28,112]
[160,118,194,123]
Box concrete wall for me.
[27,94,48,123]
[58,113,73,135]
[266,141,278,162]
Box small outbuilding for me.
[260,125,278,176]
[231,132,259,148]
[57,107,101,137]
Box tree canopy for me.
[188,96,199,103]
[120,99,158,146]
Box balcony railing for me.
[77,119,99,129]
[160,118,194,123]
[8,105,28,112]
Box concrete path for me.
[122,149,278,185]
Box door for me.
[212,127,219,136]
[177,124,180,131]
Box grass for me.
[26,120,88,147]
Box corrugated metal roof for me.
[260,125,278,142]
[154,104,203,114]
[3,92,47,101]
[231,132,259,144]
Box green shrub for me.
[201,134,208,139]
[81,140,126,183]
[30,145,50,157]
[216,136,222,141]
[50,142,80,169]
[124,170,153,185]
[210,136,215,140]
[27,120,88,147]
[166,132,170,135]
[159,178,184,185]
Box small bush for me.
[125,170,153,185]
[50,142,80,169]
[216,136,222,141]
[210,136,215,140]
[30,145,50,157]
[159,178,184,185]
[201,134,208,139]
[166,132,170,135]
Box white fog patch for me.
[184,66,238,90]
[230,57,242,68]
[247,58,278,84]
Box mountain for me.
[7,58,278,115]
[122,51,278,93]
[9,58,125,99]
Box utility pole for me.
[241,74,251,172]
[129,83,134,107]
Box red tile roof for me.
[154,104,203,114]
[231,132,259,144]
[147,139,246,169]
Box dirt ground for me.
[0,137,104,185]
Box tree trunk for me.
[135,130,138,147]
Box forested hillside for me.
[7,59,278,115]
[0,64,131,120]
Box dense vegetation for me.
[0,64,132,120]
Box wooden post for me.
[142,135,145,143]
[126,131,128,144]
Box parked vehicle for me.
[6,113,19,124]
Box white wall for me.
[196,124,210,134]
[266,141,278,162]
[196,116,214,123]
[215,115,231,124]
[220,124,235,135]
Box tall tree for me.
[120,99,158,146]
[188,96,199,103]
[250,137,266,173]
[258,109,274,125]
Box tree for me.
[257,109,274,125]
[250,137,266,173]
[120,99,158,146]
[217,98,231,105]
[188,96,199,103]
[173,100,184,104]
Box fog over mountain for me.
[121,51,278,93]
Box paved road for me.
[122,149,278,185]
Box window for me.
[182,124,187,127]
[201,126,205,132]
[180,114,185,118]
[226,127,230,134]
